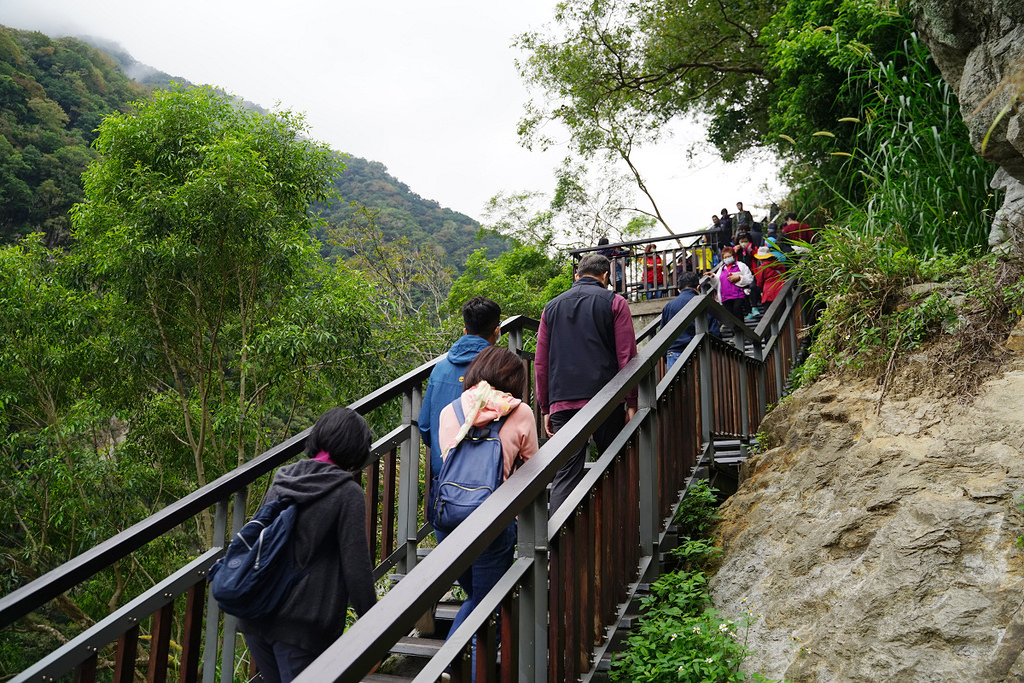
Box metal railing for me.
[0,282,812,683]
[571,231,716,302]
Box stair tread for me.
[389,636,446,658]
[364,675,414,682]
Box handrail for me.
[568,229,709,256]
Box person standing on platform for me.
[735,201,753,236]
[536,254,638,514]
[707,246,754,325]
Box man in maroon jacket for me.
[535,253,638,514]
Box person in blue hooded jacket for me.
[418,296,501,534]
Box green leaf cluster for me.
[446,245,569,319]
[0,26,148,246]
[612,482,775,682]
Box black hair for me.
[678,271,700,291]
[463,346,526,400]
[597,237,610,246]
[577,253,611,278]
[784,212,798,221]
[461,296,501,337]
[305,407,372,471]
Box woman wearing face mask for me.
[706,246,754,323]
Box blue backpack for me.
[208,497,301,620]
[431,399,508,533]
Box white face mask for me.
[739,242,749,249]
[723,257,736,265]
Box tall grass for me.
[826,34,999,255]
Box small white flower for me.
[705,657,714,663]
[692,626,701,633]
[670,633,677,641]
[678,665,685,671]
[719,623,729,632]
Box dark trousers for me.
[548,405,626,514]
[722,297,750,322]
[244,632,320,683]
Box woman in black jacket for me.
[240,407,377,683]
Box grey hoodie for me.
[239,459,376,651]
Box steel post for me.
[695,315,715,460]
[202,499,229,683]
[517,494,549,680]
[399,388,422,574]
[220,490,248,683]
[637,368,658,557]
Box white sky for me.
[0,0,784,234]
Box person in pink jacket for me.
[436,345,539,673]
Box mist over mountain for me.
[0,24,502,268]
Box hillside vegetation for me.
[0,24,500,271]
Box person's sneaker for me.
[750,307,760,316]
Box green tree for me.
[517,0,779,229]
[447,245,568,319]
[69,86,382,543]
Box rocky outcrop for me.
[709,340,1024,681]
[910,0,1024,251]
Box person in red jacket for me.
[754,245,787,306]
[781,213,816,244]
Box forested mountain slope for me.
[0,24,502,268]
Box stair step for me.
[364,674,414,682]
[435,602,461,621]
[389,636,446,658]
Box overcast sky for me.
[0,0,783,235]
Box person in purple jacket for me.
[536,254,638,514]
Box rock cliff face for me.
[709,335,1024,681]
[910,0,1024,250]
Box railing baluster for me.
[114,622,140,683]
[147,601,174,683]
[179,580,205,683]
[73,653,97,683]
[382,448,397,560]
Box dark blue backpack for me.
[208,497,301,619]
[431,399,508,533]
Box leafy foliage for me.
[0,26,148,246]
[0,88,407,673]
[447,245,569,319]
[612,481,774,682]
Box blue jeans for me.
[244,632,319,683]
[666,350,681,371]
[644,281,662,299]
[447,523,516,680]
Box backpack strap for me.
[451,396,511,441]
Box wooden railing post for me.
[771,313,784,404]
[399,387,422,575]
[637,368,659,557]
[517,495,549,680]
